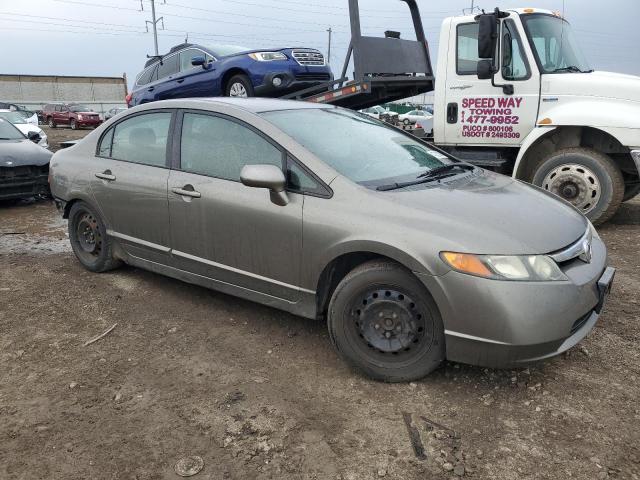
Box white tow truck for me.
[291,2,640,225]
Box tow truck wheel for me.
[225,74,254,98]
[623,183,640,202]
[531,147,624,226]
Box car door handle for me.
[147,86,155,92]
[171,186,201,198]
[176,78,184,83]
[446,102,458,124]
[95,170,116,181]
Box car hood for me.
[13,123,44,136]
[371,170,588,255]
[545,70,640,103]
[0,139,52,167]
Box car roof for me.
[151,97,332,114]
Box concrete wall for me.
[0,74,128,115]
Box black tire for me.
[47,117,56,128]
[70,119,77,130]
[623,183,640,202]
[327,260,445,382]
[224,74,254,97]
[68,201,121,273]
[403,118,410,126]
[530,147,624,225]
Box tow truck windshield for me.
[522,13,591,74]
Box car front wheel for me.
[327,260,445,382]
[225,74,254,98]
[68,201,121,272]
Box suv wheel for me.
[68,201,122,272]
[225,74,254,97]
[327,260,445,382]
[70,119,77,130]
[47,117,56,128]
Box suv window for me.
[456,23,480,75]
[156,55,179,80]
[180,112,283,181]
[501,19,530,80]
[179,48,208,71]
[102,112,172,166]
[136,66,156,85]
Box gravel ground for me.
[1,127,639,479]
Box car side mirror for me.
[27,131,41,143]
[191,56,206,68]
[477,59,494,80]
[240,164,289,206]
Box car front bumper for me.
[416,236,614,368]
[77,119,101,127]
[0,164,50,200]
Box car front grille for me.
[292,49,325,66]
[294,73,331,81]
[0,165,48,179]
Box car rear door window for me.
[109,112,172,167]
[180,112,283,181]
[156,55,179,80]
[136,66,155,85]
[98,127,114,157]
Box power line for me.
[0,11,144,31]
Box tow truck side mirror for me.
[477,13,498,59]
[477,60,494,80]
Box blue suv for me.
[128,43,333,106]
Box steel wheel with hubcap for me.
[68,201,121,272]
[531,147,624,225]
[328,260,445,382]
[70,119,77,130]
[403,118,411,125]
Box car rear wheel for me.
[68,201,121,273]
[327,260,445,382]
[403,118,410,125]
[530,147,624,225]
[70,119,77,130]
[47,117,56,128]
[225,74,254,98]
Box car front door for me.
[441,18,540,145]
[89,110,174,263]
[167,110,303,301]
[170,48,219,98]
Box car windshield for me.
[522,14,591,73]
[0,119,25,140]
[262,108,452,186]
[70,105,92,112]
[0,111,27,124]
[204,44,249,57]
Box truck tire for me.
[327,260,445,382]
[225,74,254,98]
[47,117,56,128]
[623,183,640,202]
[530,147,624,225]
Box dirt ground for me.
[1,126,639,479]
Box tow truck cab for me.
[434,8,640,224]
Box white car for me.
[0,110,48,148]
[398,109,433,126]
[360,105,399,120]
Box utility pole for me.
[141,0,164,56]
[326,27,332,66]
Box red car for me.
[42,103,102,130]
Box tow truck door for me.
[440,15,540,146]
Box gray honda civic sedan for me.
[49,98,615,382]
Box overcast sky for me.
[1,0,638,89]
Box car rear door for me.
[89,109,174,263]
[167,109,303,301]
[151,54,182,101]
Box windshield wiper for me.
[376,164,475,191]
[550,66,592,73]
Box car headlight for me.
[440,252,567,281]
[249,52,287,61]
